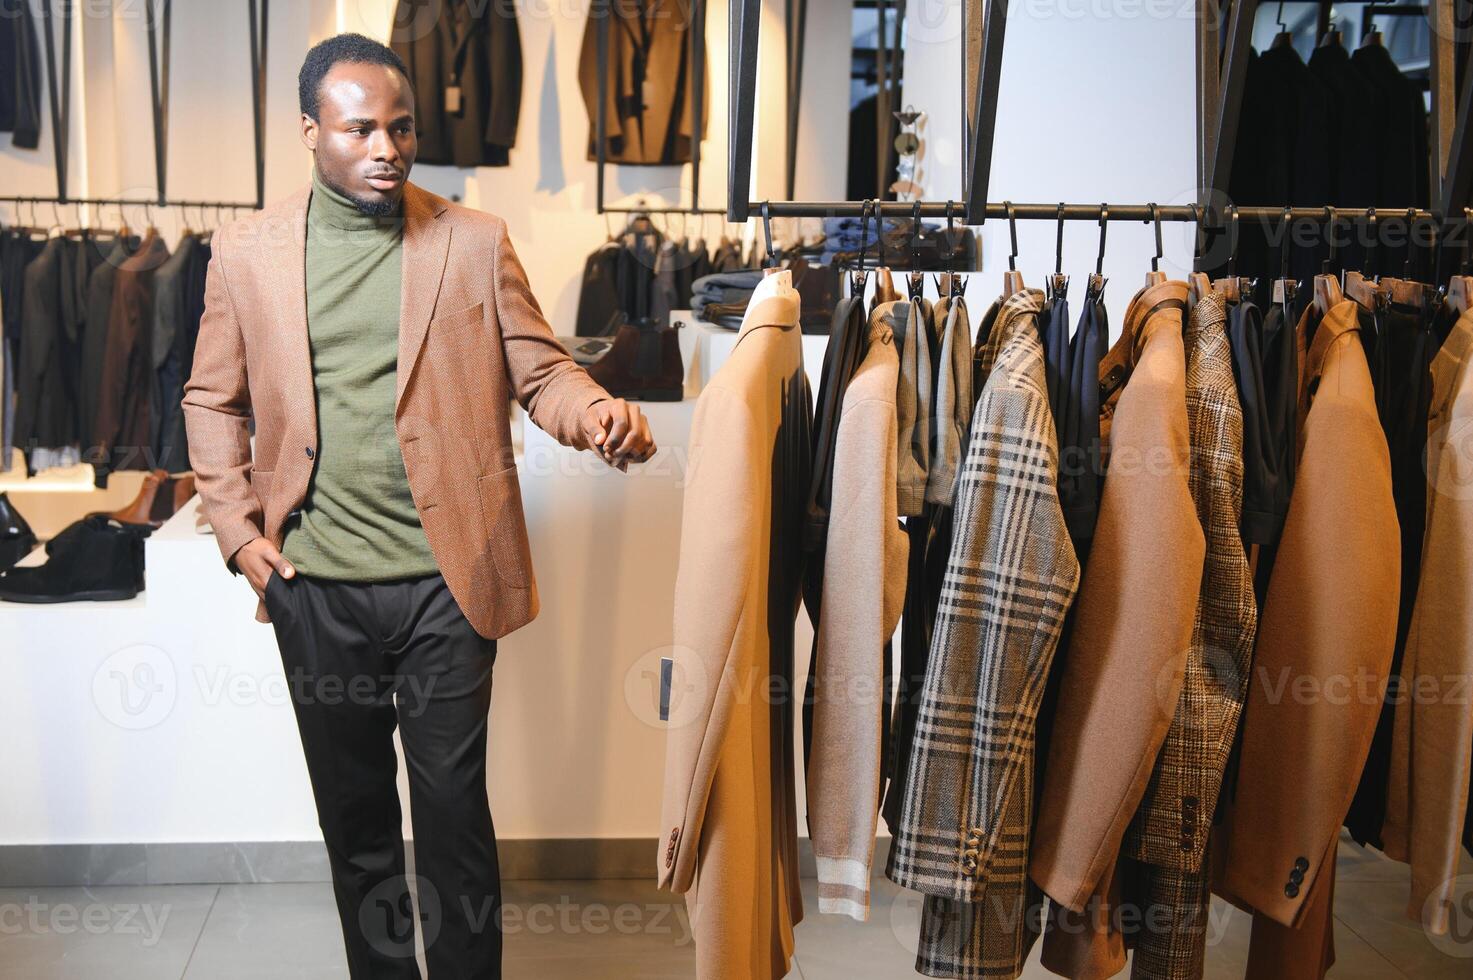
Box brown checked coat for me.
[182,181,609,640]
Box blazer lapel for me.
[396,182,452,410]
[269,186,316,443]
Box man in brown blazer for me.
[182,34,654,980]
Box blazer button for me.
[1284,882,1300,899]
[305,446,315,460]
[1294,857,1310,872]
[1289,868,1305,884]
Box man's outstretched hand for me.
[236,536,297,599]
[583,398,656,470]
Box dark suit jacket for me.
[390,0,522,167]
[96,232,170,477]
[578,0,708,165]
[0,0,41,148]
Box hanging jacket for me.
[925,293,972,506]
[657,271,810,980]
[888,288,1080,980]
[1219,298,1399,941]
[1125,289,1258,980]
[1382,306,1473,936]
[578,0,709,165]
[0,0,41,149]
[389,0,522,167]
[806,309,907,922]
[1031,280,1203,915]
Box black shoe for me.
[0,515,147,603]
[0,493,37,572]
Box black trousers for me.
[265,571,501,980]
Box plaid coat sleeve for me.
[886,290,1081,978]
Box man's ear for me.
[300,113,318,151]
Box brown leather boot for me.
[585,319,684,401]
[103,471,197,527]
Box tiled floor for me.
[1,838,1468,978]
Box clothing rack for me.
[747,201,1453,224]
[0,195,263,222]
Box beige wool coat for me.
[658,271,810,980]
[1382,306,1473,934]
[182,181,609,639]
[805,310,908,921]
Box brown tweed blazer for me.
[1030,280,1205,912]
[182,180,609,639]
[1219,298,1400,928]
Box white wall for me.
[903,2,1198,328]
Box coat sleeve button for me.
[305,446,316,460]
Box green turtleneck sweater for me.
[280,168,439,581]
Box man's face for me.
[300,61,416,214]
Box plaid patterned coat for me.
[1125,290,1259,979]
[886,288,1081,979]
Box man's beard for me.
[321,170,400,216]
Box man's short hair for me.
[298,33,410,120]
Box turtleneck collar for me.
[308,166,402,233]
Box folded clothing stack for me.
[692,270,765,329]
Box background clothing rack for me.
[592,0,712,215]
[0,195,262,214]
[747,201,1447,224]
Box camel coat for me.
[1030,280,1205,913]
[1219,298,1400,927]
[658,271,810,980]
[182,181,608,640]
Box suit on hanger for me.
[389,0,522,167]
[578,0,709,165]
[96,232,169,478]
[658,271,810,980]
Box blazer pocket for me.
[478,465,532,589]
[431,301,484,333]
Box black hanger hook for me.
[1365,207,1379,279]
[1322,206,1337,275]
[1280,206,1293,282]
[1055,203,1066,276]
[1148,203,1162,273]
[761,201,776,269]
[1005,201,1019,272]
[1227,205,1240,278]
[1096,204,1109,276]
[1403,208,1418,281]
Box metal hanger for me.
[907,200,926,302]
[850,200,873,299]
[1002,200,1024,296]
[1095,203,1109,278]
[1050,202,1070,298]
[1144,202,1166,286]
[1271,1,1294,47]
[761,201,777,269]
